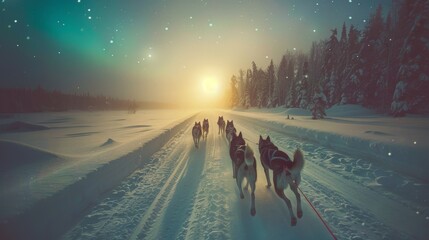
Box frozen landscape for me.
[1,0,428,239]
[1,106,428,239]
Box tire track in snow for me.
[139,130,207,239]
[130,140,191,240]
[63,125,193,240]
[180,116,235,240]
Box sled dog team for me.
[192,116,305,226]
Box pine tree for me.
[337,22,348,103]
[296,61,309,109]
[230,75,239,108]
[311,85,327,119]
[359,4,385,108]
[286,58,296,107]
[391,0,429,116]
[322,28,339,106]
[342,25,362,104]
[277,55,288,106]
[266,60,276,107]
[238,69,245,107]
[256,69,268,108]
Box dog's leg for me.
[236,166,244,199]
[291,184,303,218]
[250,172,256,216]
[263,164,272,188]
[274,175,297,226]
[232,161,236,179]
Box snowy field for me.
[1,106,428,239]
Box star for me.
[165,27,169,31]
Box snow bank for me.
[0,113,197,240]
[0,121,49,133]
[229,105,429,181]
[0,140,60,170]
[326,104,376,117]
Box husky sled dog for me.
[202,119,209,140]
[258,136,305,226]
[230,132,257,216]
[192,122,202,148]
[217,116,225,135]
[225,120,237,143]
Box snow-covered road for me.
[62,111,427,240]
[63,112,334,240]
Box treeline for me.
[229,0,429,117]
[0,86,171,113]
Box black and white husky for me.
[192,122,202,148]
[230,132,257,216]
[202,119,209,140]
[258,135,305,226]
[217,116,225,135]
[225,120,237,143]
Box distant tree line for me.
[229,0,429,117]
[0,86,171,113]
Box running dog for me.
[202,119,209,140]
[217,116,225,135]
[192,122,202,148]
[225,120,237,143]
[230,132,257,216]
[258,135,305,226]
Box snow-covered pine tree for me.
[391,0,429,116]
[359,5,385,108]
[230,75,239,108]
[322,28,339,106]
[256,68,268,108]
[311,85,327,119]
[266,60,276,107]
[244,69,252,108]
[238,69,246,108]
[296,61,309,109]
[337,22,348,104]
[277,55,288,106]
[250,61,259,107]
[286,58,296,107]
[342,25,362,104]
[308,41,324,104]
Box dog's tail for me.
[290,148,304,175]
[244,144,255,167]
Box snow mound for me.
[285,108,312,116]
[0,121,49,133]
[326,104,376,117]
[123,124,151,128]
[365,130,392,136]
[100,138,116,147]
[0,140,59,171]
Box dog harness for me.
[262,147,292,175]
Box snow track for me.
[63,113,334,240]
[61,111,426,240]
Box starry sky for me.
[0,0,392,106]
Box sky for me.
[0,0,392,107]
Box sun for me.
[202,76,220,96]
